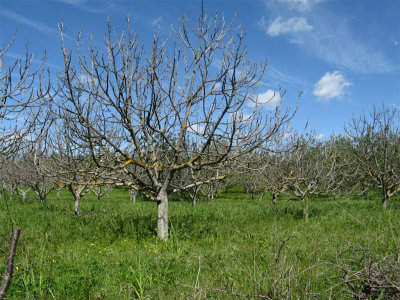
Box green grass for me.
[1,189,399,299]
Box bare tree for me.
[92,184,112,202]
[43,120,100,216]
[23,150,55,204]
[54,11,296,239]
[345,105,400,209]
[279,134,340,221]
[1,160,20,202]
[259,152,291,205]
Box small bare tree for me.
[43,120,101,216]
[92,184,112,202]
[280,134,340,221]
[54,10,296,239]
[345,105,400,209]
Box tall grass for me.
[1,188,399,298]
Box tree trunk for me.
[157,191,168,240]
[302,197,309,222]
[9,186,15,202]
[73,192,80,216]
[272,193,277,205]
[130,189,136,203]
[382,184,388,209]
[192,187,199,207]
[19,188,30,202]
[362,190,368,200]
[382,194,388,209]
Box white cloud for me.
[188,123,205,135]
[211,82,222,93]
[291,20,394,74]
[267,64,304,86]
[249,89,281,109]
[276,0,325,11]
[258,16,312,37]
[151,16,163,27]
[0,8,58,36]
[55,0,115,14]
[259,2,396,74]
[57,0,87,4]
[313,71,352,102]
[316,133,325,140]
[79,74,98,88]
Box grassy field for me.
[1,188,399,299]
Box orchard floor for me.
[1,189,399,299]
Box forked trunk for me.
[18,188,30,202]
[157,191,168,240]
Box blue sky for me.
[1,0,399,138]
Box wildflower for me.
[52,259,56,263]
[90,243,95,246]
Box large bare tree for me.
[54,11,296,239]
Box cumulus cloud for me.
[258,16,312,37]
[249,89,281,109]
[313,71,352,102]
